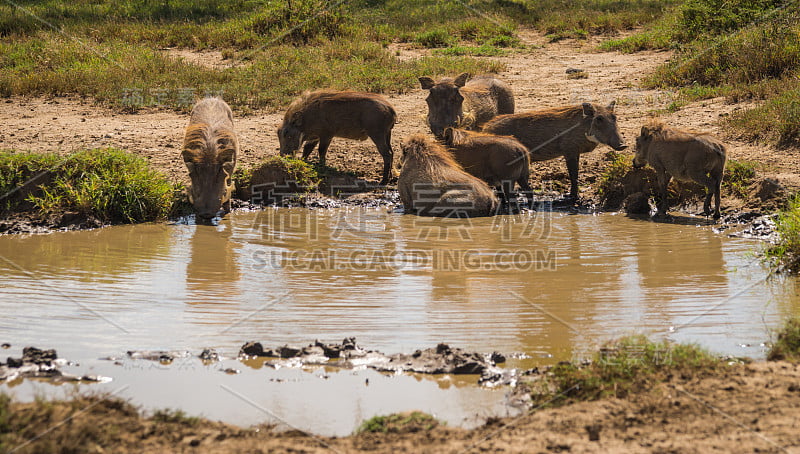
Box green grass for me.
[597,151,633,200]
[768,317,800,361]
[233,155,321,197]
[356,411,440,434]
[0,149,177,223]
[434,44,509,57]
[0,0,677,112]
[723,159,758,199]
[604,0,800,147]
[767,195,800,271]
[530,335,721,407]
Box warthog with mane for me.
[483,102,626,200]
[182,97,238,219]
[278,90,396,185]
[419,73,514,138]
[633,121,727,219]
[399,134,498,217]
[442,127,532,208]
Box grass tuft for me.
[531,335,721,407]
[767,195,800,271]
[723,159,758,199]
[356,411,439,434]
[768,317,800,362]
[0,149,176,223]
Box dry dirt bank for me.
[3,361,799,453]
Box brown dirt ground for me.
[3,361,800,453]
[2,30,797,204]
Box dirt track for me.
[2,30,797,200]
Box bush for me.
[723,159,758,199]
[0,149,177,223]
[767,195,800,271]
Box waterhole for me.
[1,208,797,435]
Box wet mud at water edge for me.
[1,208,798,435]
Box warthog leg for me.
[316,136,333,166]
[301,140,319,161]
[370,132,393,186]
[687,168,721,219]
[656,171,672,217]
[518,179,534,210]
[565,154,580,201]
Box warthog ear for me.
[454,73,470,87]
[640,126,650,138]
[582,102,595,118]
[419,77,435,90]
[608,100,617,111]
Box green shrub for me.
[767,195,800,271]
[0,149,176,223]
[728,85,800,147]
[723,159,758,199]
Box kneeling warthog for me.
[278,90,396,185]
[182,97,238,219]
[633,122,727,219]
[442,127,532,208]
[419,73,514,138]
[399,134,498,217]
[483,102,626,200]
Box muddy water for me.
[1,208,798,435]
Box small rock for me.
[624,192,651,215]
[490,352,506,364]
[278,345,301,358]
[199,349,220,362]
[240,341,264,357]
[585,424,601,441]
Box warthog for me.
[442,127,532,208]
[633,122,727,219]
[419,73,514,138]
[483,102,626,200]
[182,97,238,219]
[398,134,498,217]
[278,90,396,185]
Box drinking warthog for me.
[633,122,727,219]
[399,134,498,217]
[278,90,396,185]
[442,127,532,208]
[419,73,514,138]
[182,97,238,219]
[483,102,626,200]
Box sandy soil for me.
[4,361,800,453]
[2,30,797,200]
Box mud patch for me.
[1,346,109,383]
[238,338,522,386]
